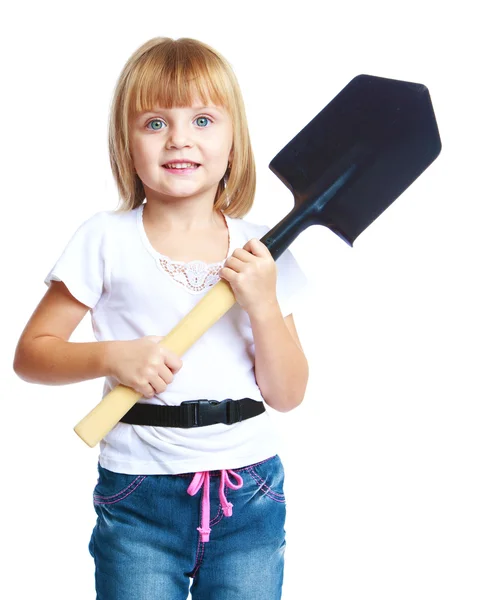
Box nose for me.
[166,122,193,149]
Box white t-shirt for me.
[44,203,308,475]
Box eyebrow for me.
[139,106,224,117]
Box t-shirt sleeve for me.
[256,224,309,318]
[44,211,109,309]
[275,246,309,318]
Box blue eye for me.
[195,116,211,127]
[147,119,165,130]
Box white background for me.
[2,0,477,598]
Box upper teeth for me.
[166,162,197,169]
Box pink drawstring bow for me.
[187,469,244,542]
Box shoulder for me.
[76,206,138,235]
[225,214,270,239]
[88,207,137,225]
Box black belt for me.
[120,398,265,428]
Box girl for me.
[13,37,309,599]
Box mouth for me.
[162,162,201,170]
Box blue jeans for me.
[89,454,287,599]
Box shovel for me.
[74,74,441,447]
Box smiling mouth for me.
[163,162,200,170]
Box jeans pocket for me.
[93,463,149,506]
[245,454,286,502]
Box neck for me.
[142,198,223,233]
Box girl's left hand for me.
[219,238,278,318]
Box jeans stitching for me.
[191,540,206,578]
[94,476,147,505]
[210,504,225,525]
[247,468,286,503]
[94,475,146,500]
[191,534,202,578]
[210,485,229,525]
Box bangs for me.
[127,40,233,117]
[109,36,256,215]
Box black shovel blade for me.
[265,74,441,256]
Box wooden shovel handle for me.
[74,279,236,447]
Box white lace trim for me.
[157,257,224,293]
[137,204,231,294]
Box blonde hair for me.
[108,36,256,218]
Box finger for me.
[224,256,245,272]
[220,266,240,282]
[231,247,255,262]
[157,364,174,385]
[149,372,168,394]
[243,238,268,256]
[142,382,157,398]
[162,349,183,373]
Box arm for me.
[250,308,308,412]
[13,281,114,385]
[14,280,182,399]
[219,237,309,413]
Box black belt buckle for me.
[182,399,236,427]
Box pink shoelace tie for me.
[187,469,244,542]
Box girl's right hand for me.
[107,336,183,399]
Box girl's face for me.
[130,98,233,205]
